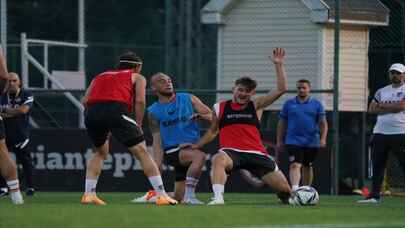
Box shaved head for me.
[150,72,174,97]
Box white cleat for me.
[182,197,205,205]
[207,198,224,206]
[357,197,380,204]
[10,191,24,205]
[131,190,157,203]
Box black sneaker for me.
[0,188,8,197]
[26,188,35,196]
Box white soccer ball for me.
[293,186,319,206]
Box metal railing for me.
[20,33,87,127]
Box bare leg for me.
[208,152,233,204]
[301,165,313,186]
[289,162,302,190]
[86,140,109,180]
[179,148,206,202]
[0,139,23,204]
[173,181,185,201]
[262,170,292,204]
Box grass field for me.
[1,192,405,228]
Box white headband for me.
[119,60,142,64]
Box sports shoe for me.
[10,191,24,205]
[131,190,157,203]
[182,197,205,205]
[357,197,381,204]
[26,188,35,196]
[0,188,8,197]
[155,195,178,205]
[81,194,107,205]
[207,198,224,206]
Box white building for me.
[201,0,389,111]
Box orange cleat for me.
[81,194,107,205]
[156,195,178,206]
[131,190,157,203]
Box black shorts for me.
[285,145,319,166]
[220,148,278,178]
[85,102,144,147]
[0,117,5,140]
[164,147,189,182]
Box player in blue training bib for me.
[132,72,212,205]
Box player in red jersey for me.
[193,48,292,205]
[81,52,177,206]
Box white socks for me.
[148,175,167,196]
[292,185,299,191]
[212,184,224,200]
[85,178,98,195]
[7,180,24,205]
[184,177,199,199]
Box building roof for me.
[202,0,389,26]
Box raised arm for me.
[190,94,213,122]
[134,74,147,126]
[254,48,287,111]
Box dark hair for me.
[297,79,311,86]
[117,51,143,70]
[235,76,257,92]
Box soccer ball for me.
[292,186,319,206]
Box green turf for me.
[1,192,405,228]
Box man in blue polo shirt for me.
[276,79,328,191]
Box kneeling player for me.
[132,73,211,204]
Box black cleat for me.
[26,188,35,196]
[0,188,9,197]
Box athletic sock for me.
[292,185,299,191]
[148,175,167,196]
[85,178,98,195]
[212,184,224,200]
[184,177,199,199]
[7,180,20,192]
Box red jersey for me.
[86,70,134,112]
[215,100,268,155]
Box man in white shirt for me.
[358,63,405,203]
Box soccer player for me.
[132,72,211,204]
[0,47,24,204]
[276,79,328,191]
[0,72,35,196]
[358,63,405,203]
[81,52,177,205]
[192,48,292,205]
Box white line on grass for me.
[237,223,405,228]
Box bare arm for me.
[254,48,287,111]
[149,112,164,169]
[82,79,95,108]
[190,94,213,122]
[0,47,9,92]
[134,75,147,126]
[276,118,286,147]
[368,100,395,115]
[193,110,220,149]
[377,101,405,113]
[319,116,328,147]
